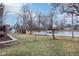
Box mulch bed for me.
[0,34,14,48]
[0,35,12,42]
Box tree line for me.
[3,3,79,39]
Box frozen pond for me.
[32,31,79,37]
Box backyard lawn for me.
[0,33,79,56]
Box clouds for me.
[3,3,23,26]
[3,3,79,27]
[4,3,23,15]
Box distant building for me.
[64,24,72,30]
[74,24,79,30]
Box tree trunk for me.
[29,23,32,35]
[51,16,55,39]
[29,17,32,35]
[52,29,55,39]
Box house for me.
[64,24,72,30]
[74,24,79,30]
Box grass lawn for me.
[0,33,79,56]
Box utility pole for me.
[71,3,74,39]
[71,13,74,38]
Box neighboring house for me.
[64,24,72,30]
[74,24,79,30]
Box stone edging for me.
[0,34,17,44]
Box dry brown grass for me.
[0,33,79,56]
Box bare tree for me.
[21,4,29,33]
[50,3,79,38]
[15,4,30,34]
[41,15,49,30]
[38,12,42,32]
[60,18,66,30]
[54,20,59,30]
[48,13,55,39]
[61,3,79,38]
[49,3,62,39]
[27,11,33,35]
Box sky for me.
[29,3,51,15]
[4,3,79,27]
[4,3,51,26]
